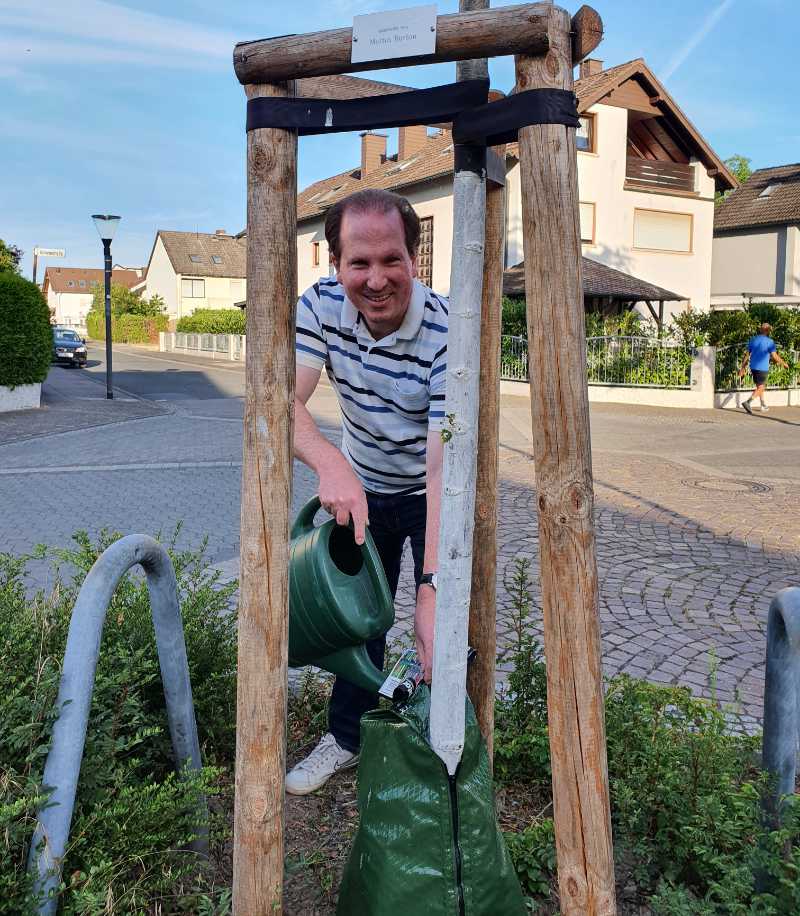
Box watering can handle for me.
[291,496,322,539]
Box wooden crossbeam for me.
[234,3,552,84]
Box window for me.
[633,208,692,253]
[79,279,86,287]
[579,202,596,244]
[312,241,320,267]
[576,114,596,153]
[417,216,433,287]
[190,254,203,263]
[211,255,222,264]
[67,280,75,287]
[90,280,99,287]
[181,278,206,298]
[758,184,778,199]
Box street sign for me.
[34,247,65,258]
[351,4,437,64]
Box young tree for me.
[0,239,23,274]
[716,154,752,204]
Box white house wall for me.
[178,275,246,318]
[509,103,716,322]
[145,237,180,317]
[50,291,94,325]
[712,225,800,301]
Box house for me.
[711,163,800,309]
[142,230,246,320]
[42,266,143,327]
[294,58,736,325]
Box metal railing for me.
[170,331,245,361]
[715,344,799,392]
[500,335,693,388]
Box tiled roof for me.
[714,163,800,231]
[503,257,684,302]
[296,58,733,223]
[158,231,247,278]
[43,267,141,295]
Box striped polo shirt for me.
[296,276,448,496]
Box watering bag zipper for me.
[448,773,466,916]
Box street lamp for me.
[92,214,121,399]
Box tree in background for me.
[90,283,165,318]
[716,154,753,204]
[0,239,23,274]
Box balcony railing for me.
[625,157,696,194]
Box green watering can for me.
[289,496,394,693]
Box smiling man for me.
[288,189,447,795]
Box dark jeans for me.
[328,490,427,752]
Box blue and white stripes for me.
[296,278,448,495]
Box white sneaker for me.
[760,404,769,412]
[285,733,358,795]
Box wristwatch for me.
[418,572,438,592]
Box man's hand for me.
[318,457,369,544]
[414,584,436,682]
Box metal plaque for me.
[351,4,437,64]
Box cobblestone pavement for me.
[2,349,799,728]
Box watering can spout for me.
[289,497,393,694]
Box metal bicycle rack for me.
[27,535,207,915]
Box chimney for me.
[215,228,226,236]
[579,58,603,79]
[398,125,428,161]
[360,131,387,178]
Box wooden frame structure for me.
[233,3,613,914]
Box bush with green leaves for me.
[86,310,169,344]
[495,557,800,913]
[90,282,165,319]
[176,309,246,335]
[0,272,53,389]
[0,530,237,914]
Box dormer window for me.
[190,255,203,263]
[67,280,75,287]
[79,280,86,287]
[758,184,778,199]
[211,255,222,264]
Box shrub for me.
[501,297,527,338]
[176,309,246,335]
[0,530,237,913]
[86,311,168,343]
[0,273,52,388]
[90,282,164,318]
[495,556,800,912]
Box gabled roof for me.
[42,267,141,295]
[153,231,247,278]
[294,58,734,224]
[714,163,800,232]
[503,257,685,302]
[576,58,736,192]
[298,130,479,222]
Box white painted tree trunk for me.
[429,166,486,775]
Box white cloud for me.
[0,0,237,73]
[661,0,735,81]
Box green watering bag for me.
[336,686,527,916]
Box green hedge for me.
[0,273,52,388]
[86,311,169,344]
[176,308,246,334]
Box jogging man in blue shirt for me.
[738,323,789,414]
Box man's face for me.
[334,207,417,339]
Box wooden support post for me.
[515,6,616,916]
[234,80,297,916]
[468,142,505,761]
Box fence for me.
[501,335,693,389]
[162,332,245,361]
[715,344,799,393]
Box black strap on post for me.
[246,79,579,146]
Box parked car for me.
[52,326,88,367]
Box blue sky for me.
[2,0,797,277]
